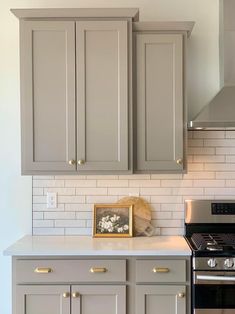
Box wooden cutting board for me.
[117,196,154,236]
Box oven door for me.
[194,271,235,314]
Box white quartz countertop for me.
[4,235,191,256]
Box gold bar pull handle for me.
[152,267,170,273]
[34,267,53,274]
[90,267,107,273]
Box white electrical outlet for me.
[46,192,57,209]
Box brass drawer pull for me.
[90,267,107,273]
[72,292,80,298]
[63,292,70,298]
[176,158,183,165]
[68,159,76,165]
[77,159,85,165]
[152,267,170,273]
[34,267,53,274]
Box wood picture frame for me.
[93,204,133,238]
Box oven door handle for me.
[197,274,235,282]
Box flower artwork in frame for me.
[93,204,133,238]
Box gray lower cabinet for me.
[134,30,185,172]
[136,285,186,314]
[17,285,71,314]
[72,285,126,314]
[18,14,130,174]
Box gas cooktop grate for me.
[191,233,235,251]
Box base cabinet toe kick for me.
[13,256,191,314]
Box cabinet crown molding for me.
[10,8,139,21]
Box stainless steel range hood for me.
[188,0,235,130]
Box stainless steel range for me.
[185,200,235,314]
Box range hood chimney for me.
[188,0,235,130]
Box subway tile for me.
[97,180,128,187]
[226,131,235,138]
[86,196,118,204]
[33,176,55,180]
[183,171,215,179]
[44,212,76,220]
[193,180,225,187]
[151,212,172,219]
[161,203,184,212]
[216,172,235,179]
[150,204,161,211]
[151,174,183,179]
[33,212,44,219]
[33,180,64,187]
[216,147,235,155]
[161,180,193,187]
[44,188,75,195]
[55,175,86,180]
[187,163,204,171]
[193,155,225,163]
[55,220,86,227]
[151,196,183,203]
[76,188,107,195]
[172,212,184,219]
[226,180,235,187]
[33,220,54,228]
[140,188,171,196]
[87,175,119,180]
[65,204,92,211]
[65,180,96,187]
[161,228,184,235]
[33,204,65,211]
[193,130,225,139]
[33,228,65,235]
[172,188,204,195]
[108,188,139,196]
[204,139,235,147]
[58,196,86,204]
[188,139,204,147]
[65,228,92,235]
[33,188,44,195]
[205,163,235,171]
[152,219,183,228]
[188,147,215,155]
[226,156,235,162]
[33,196,46,204]
[129,180,160,187]
[76,212,92,220]
[205,188,235,195]
[119,174,151,180]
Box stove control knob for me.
[224,258,234,268]
[207,258,217,268]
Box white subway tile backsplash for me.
[32,131,235,236]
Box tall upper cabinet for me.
[12,9,139,174]
[133,22,194,172]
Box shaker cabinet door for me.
[20,21,76,173]
[76,21,129,171]
[16,285,70,314]
[136,285,186,314]
[135,34,184,172]
[71,285,126,314]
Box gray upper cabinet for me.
[134,22,194,173]
[12,9,137,174]
[20,21,76,173]
[76,21,128,171]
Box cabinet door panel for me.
[136,34,183,171]
[20,21,76,173]
[136,285,186,314]
[16,285,70,314]
[72,285,126,314]
[76,21,128,171]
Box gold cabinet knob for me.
[68,159,76,165]
[90,267,107,273]
[176,158,183,165]
[77,159,85,165]
[178,292,185,298]
[34,267,53,274]
[63,292,70,298]
[72,292,80,298]
[152,267,170,273]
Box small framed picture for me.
[93,204,133,238]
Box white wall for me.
[0,0,219,313]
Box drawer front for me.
[136,260,186,283]
[16,259,126,283]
